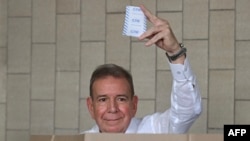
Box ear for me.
[131,95,138,116]
[86,97,95,119]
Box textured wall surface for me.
[1,0,250,141]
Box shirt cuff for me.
[169,58,194,81]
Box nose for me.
[108,99,118,113]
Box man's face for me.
[87,76,138,133]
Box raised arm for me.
[139,5,202,133]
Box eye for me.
[117,96,128,102]
[98,97,107,102]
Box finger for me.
[139,23,166,40]
[137,34,154,44]
[138,26,159,40]
[144,31,165,46]
[139,5,158,24]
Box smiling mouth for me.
[105,118,121,121]
[104,116,123,121]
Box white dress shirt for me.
[82,58,202,134]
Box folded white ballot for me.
[122,6,147,37]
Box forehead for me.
[92,76,131,96]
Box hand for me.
[138,5,181,56]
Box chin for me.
[102,127,125,133]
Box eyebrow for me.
[95,94,107,99]
[95,94,129,99]
[116,95,129,98]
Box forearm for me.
[168,58,202,133]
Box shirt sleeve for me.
[166,58,202,133]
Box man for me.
[82,5,202,134]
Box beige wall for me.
[1,0,250,140]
